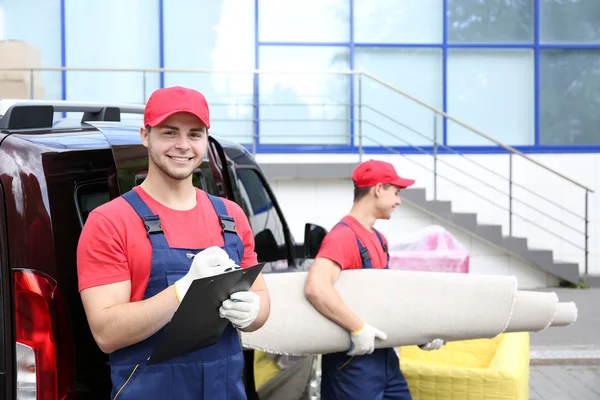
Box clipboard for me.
[147,262,266,365]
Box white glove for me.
[219,291,260,329]
[418,338,446,351]
[347,322,388,356]
[174,246,235,302]
[188,249,238,279]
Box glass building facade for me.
[0,0,599,152]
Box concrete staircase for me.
[401,187,581,285]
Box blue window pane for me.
[64,0,160,104]
[354,48,443,147]
[354,0,443,44]
[258,0,349,43]
[164,0,255,144]
[0,0,62,100]
[258,46,350,145]
[447,49,534,146]
[540,50,600,145]
[447,0,534,43]
[541,0,600,44]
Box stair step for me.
[402,188,426,203]
[503,236,529,255]
[546,262,580,284]
[526,249,554,266]
[582,274,600,287]
[426,200,452,215]
[447,212,478,231]
[476,224,503,245]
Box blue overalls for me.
[320,222,412,400]
[108,189,247,400]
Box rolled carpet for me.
[240,269,578,356]
[550,302,578,327]
[503,290,559,333]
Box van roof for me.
[0,99,249,155]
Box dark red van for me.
[0,100,323,400]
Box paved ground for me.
[529,288,600,347]
[528,288,600,400]
[530,365,600,400]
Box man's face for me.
[141,112,208,181]
[374,184,402,219]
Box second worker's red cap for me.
[352,159,415,189]
[144,86,210,129]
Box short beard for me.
[148,141,198,181]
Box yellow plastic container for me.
[253,350,283,390]
[399,332,530,400]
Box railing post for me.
[358,74,363,163]
[509,153,513,236]
[433,113,438,200]
[585,189,589,275]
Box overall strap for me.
[122,190,169,249]
[335,222,373,269]
[373,228,390,269]
[206,193,245,262]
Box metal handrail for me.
[356,121,587,238]
[1,66,591,193]
[362,71,595,193]
[358,105,587,222]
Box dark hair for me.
[146,125,152,133]
[353,183,393,202]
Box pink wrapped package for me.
[387,225,469,273]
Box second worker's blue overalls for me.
[108,189,248,400]
[320,221,412,400]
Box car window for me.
[75,181,111,228]
[197,160,218,196]
[235,168,288,270]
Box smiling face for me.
[141,112,208,181]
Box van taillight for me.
[14,270,58,400]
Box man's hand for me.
[219,291,260,329]
[347,322,388,356]
[418,338,446,351]
[174,246,234,302]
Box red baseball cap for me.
[144,86,210,129]
[352,159,415,189]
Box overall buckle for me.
[143,215,163,235]
[219,215,237,234]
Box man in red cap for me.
[304,159,445,400]
[77,86,270,399]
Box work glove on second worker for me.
[219,291,260,329]
[347,322,388,356]
[418,338,446,351]
[174,246,236,302]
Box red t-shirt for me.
[76,186,258,302]
[316,215,389,270]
